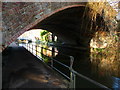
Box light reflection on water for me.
[112,77,120,89]
[36,44,58,57]
[20,43,58,62]
[36,44,58,63]
[55,46,120,88]
[90,48,120,89]
[90,51,120,77]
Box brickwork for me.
[2,2,85,48]
[2,2,117,51]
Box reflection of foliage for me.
[90,42,120,77]
[41,53,50,63]
[90,30,119,77]
[40,45,58,63]
[41,45,51,63]
[91,54,120,77]
[90,31,119,50]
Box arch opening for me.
[30,6,108,50]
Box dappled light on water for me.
[35,44,58,63]
[36,45,58,57]
[90,51,120,77]
[90,31,120,77]
[42,47,58,57]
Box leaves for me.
[40,30,49,37]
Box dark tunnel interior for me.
[30,6,107,49]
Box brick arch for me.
[4,4,85,47]
[15,5,88,45]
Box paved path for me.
[2,46,68,89]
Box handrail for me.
[71,70,110,89]
[52,58,70,69]
[20,43,111,89]
[33,43,71,57]
[51,66,70,80]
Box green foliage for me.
[40,30,51,43]
[40,30,49,37]
[41,54,50,63]
[96,48,104,52]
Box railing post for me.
[27,44,28,49]
[27,44,29,51]
[41,47,44,62]
[36,45,37,56]
[32,44,33,53]
[52,47,55,57]
[25,43,26,48]
[31,44,32,52]
[26,43,28,49]
[51,57,53,67]
[70,56,76,90]
[30,44,32,53]
[30,44,31,51]
[28,43,30,51]
[51,47,55,67]
[30,44,31,52]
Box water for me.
[21,43,120,89]
[56,46,120,89]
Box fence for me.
[20,43,111,90]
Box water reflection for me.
[55,45,120,88]
[90,49,120,77]
[41,46,58,57]
[37,44,58,63]
[22,43,58,63]
[90,47,120,89]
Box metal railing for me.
[20,43,111,90]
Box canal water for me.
[20,43,120,89]
[56,46,120,89]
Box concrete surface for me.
[2,46,69,89]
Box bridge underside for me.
[31,6,107,48]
